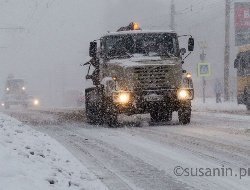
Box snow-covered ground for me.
[192,97,247,112]
[1,100,250,190]
[0,113,108,190]
[30,111,249,190]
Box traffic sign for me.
[197,63,211,77]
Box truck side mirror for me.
[89,41,97,57]
[188,37,194,51]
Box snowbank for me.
[0,113,108,190]
[192,97,247,112]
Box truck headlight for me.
[113,92,130,104]
[178,89,190,100]
[33,99,39,106]
[186,73,192,78]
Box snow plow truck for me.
[84,22,194,126]
[2,76,40,109]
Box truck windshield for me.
[103,33,179,59]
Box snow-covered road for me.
[4,108,250,190]
[0,113,108,190]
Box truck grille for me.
[133,66,170,90]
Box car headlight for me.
[178,89,190,100]
[22,86,26,91]
[33,99,39,106]
[113,92,130,104]
[6,88,10,91]
[1,103,4,107]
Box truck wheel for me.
[178,107,191,125]
[86,101,104,124]
[105,103,118,127]
[150,109,160,122]
[165,111,173,122]
[247,105,250,111]
[85,88,104,125]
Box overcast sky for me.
[0,0,242,106]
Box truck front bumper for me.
[113,88,193,114]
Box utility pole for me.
[198,41,208,103]
[224,0,231,101]
[170,0,175,30]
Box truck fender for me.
[101,77,116,96]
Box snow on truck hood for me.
[108,55,177,68]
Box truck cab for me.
[85,23,194,126]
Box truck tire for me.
[105,102,118,127]
[150,111,159,122]
[247,104,250,111]
[178,107,191,125]
[86,101,104,124]
[85,88,104,125]
[165,111,173,122]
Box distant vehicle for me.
[84,22,194,126]
[234,47,250,110]
[2,77,40,109]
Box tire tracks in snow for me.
[126,126,250,168]
[38,125,193,190]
